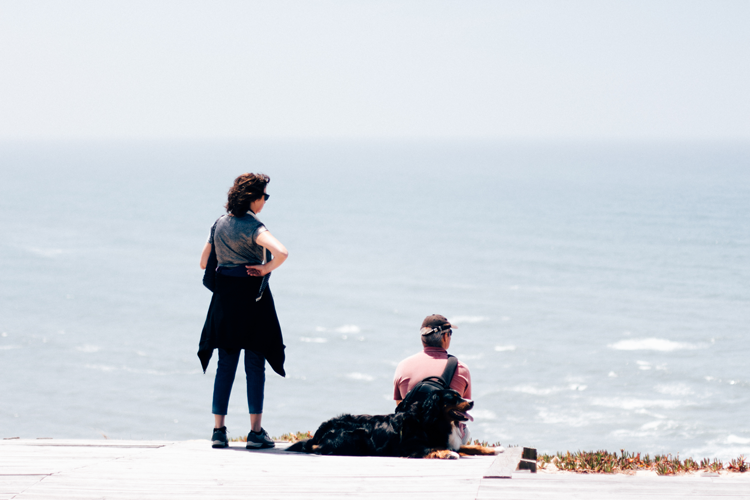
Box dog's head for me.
[420,389,474,424]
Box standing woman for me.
[198,173,288,449]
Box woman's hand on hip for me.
[245,264,268,276]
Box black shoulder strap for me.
[440,355,458,387]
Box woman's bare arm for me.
[199,242,212,270]
[246,231,288,276]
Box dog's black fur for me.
[287,388,474,458]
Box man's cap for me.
[420,314,458,336]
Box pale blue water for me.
[1,140,748,459]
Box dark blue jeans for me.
[212,348,265,415]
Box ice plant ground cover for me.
[537,449,748,475]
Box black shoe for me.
[246,428,275,449]
[211,426,228,448]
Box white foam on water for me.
[636,360,666,372]
[470,409,497,421]
[537,409,605,427]
[634,408,667,419]
[511,385,564,396]
[590,397,683,410]
[315,326,326,332]
[726,435,750,445]
[28,247,64,258]
[121,366,170,376]
[609,338,700,352]
[76,345,100,353]
[335,325,360,334]
[449,316,489,324]
[457,353,484,360]
[569,384,587,391]
[610,420,679,438]
[640,420,678,431]
[299,337,327,343]
[608,371,618,377]
[494,345,516,352]
[654,383,694,396]
[346,372,374,382]
[684,435,750,460]
[0,345,21,350]
[84,364,116,372]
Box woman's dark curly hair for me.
[225,173,270,216]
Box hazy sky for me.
[1,1,748,140]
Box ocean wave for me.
[335,325,360,334]
[494,345,516,352]
[449,316,489,325]
[346,372,374,382]
[683,435,750,460]
[725,435,750,445]
[610,419,679,438]
[299,337,327,343]
[609,338,700,352]
[654,383,694,396]
[76,344,100,353]
[590,397,683,410]
[511,385,564,396]
[121,366,173,376]
[457,353,484,360]
[84,364,116,372]
[636,360,667,371]
[28,247,64,258]
[84,364,199,376]
[537,409,605,427]
[470,409,497,421]
[0,345,22,350]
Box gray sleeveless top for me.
[208,211,268,268]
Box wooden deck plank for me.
[3,440,749,499]
[478,474,750,499]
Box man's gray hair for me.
[421,328,444,347]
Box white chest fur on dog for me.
[448,423,463,451]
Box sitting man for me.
[393,314,472,444]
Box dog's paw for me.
[425,449,460,460]
[491,446,505,454]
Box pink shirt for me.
[393,347,472,401]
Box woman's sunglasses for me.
[261,193,270,201]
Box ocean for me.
[1,140,748,459]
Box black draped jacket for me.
[198,274,286,377]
